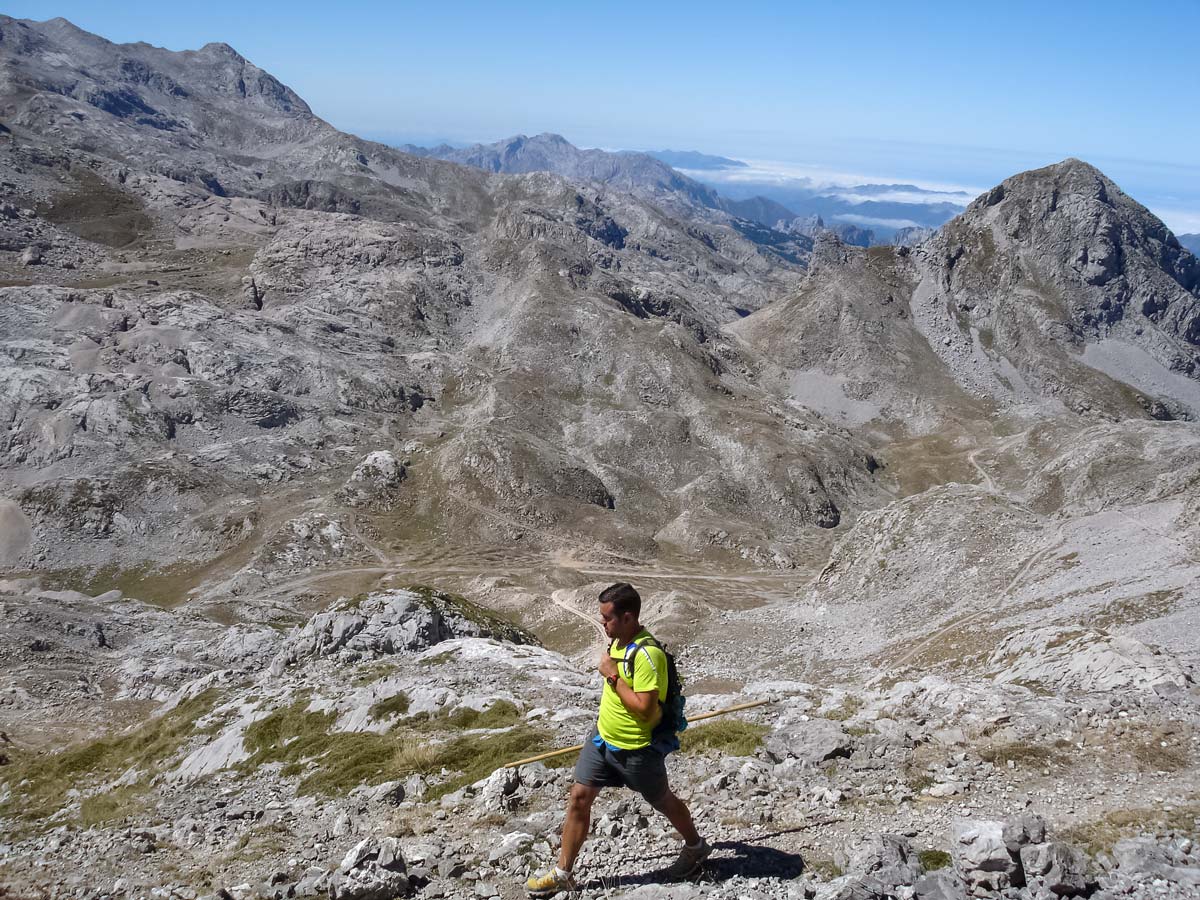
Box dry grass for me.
[805,858,844,880]
[978,738,1074,769]
[1061,802,1200,856]
[79,785,150,827]
[1090,589,1181,631]
[825,695,863,722]
[680,720,768,757]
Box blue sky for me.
[9,1,1200,230]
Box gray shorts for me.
[574,728,670,804]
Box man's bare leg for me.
[652,790,701,845]
[558,783,601,871]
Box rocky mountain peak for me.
[932,157,1199,325]
[197,41,245,60]
[947,157,1197,293]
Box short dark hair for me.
[598,582,641,617]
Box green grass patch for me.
[421,727,555,801]
[369,692,411,721]
[919,849,951,871]
[0,689,220,824]
[42,560,202,607]
[406,699,524,731]
[238,699,553,799]
[681,720,768,757]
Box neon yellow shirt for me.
[597,628,668,750]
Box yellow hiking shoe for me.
[526,867,578,897]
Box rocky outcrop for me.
[269,588,534,672]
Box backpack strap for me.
[622,634,662,683]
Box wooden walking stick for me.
[503,698,773,768]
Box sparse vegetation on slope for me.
[0,688,220,825]
[238,698,551,798]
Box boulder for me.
[332,837,408,900]
[475,766,523,813]
[1019,841,1089,896]
[271,588,533,672]
[951,821,1020,894]
[1003,812,1047,854]
[847,833,924,888]
[912,870,967,900]
[1113,837,1200,887]
[350,451,405,486]
[766,718,855,766]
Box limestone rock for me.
[766,717,855,766]
[951,821,1020,894]
[1019,841,1089,896]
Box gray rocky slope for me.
[1,14,1200,900]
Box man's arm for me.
[599,653,660,722]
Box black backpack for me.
[621,634,687,753]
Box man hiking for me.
[526,582,711,896]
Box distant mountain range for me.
[400,132,965,247]
[401,132,815,260]
[1180,233,1200,255]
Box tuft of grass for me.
[241,700,335,765]
[978,740,1065,768]
[919,849,951,871]
[908,773,936,792]
[353,662,398,686]
[806,859,844,880]
[825,695,863,722]
[0,688,220,824]
[421,726,555,801]
[419,650,457,667]
[369,692,411,721]
[681,720,768,757]
[1129,729,1190,773]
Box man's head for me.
[598,582,641,642]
